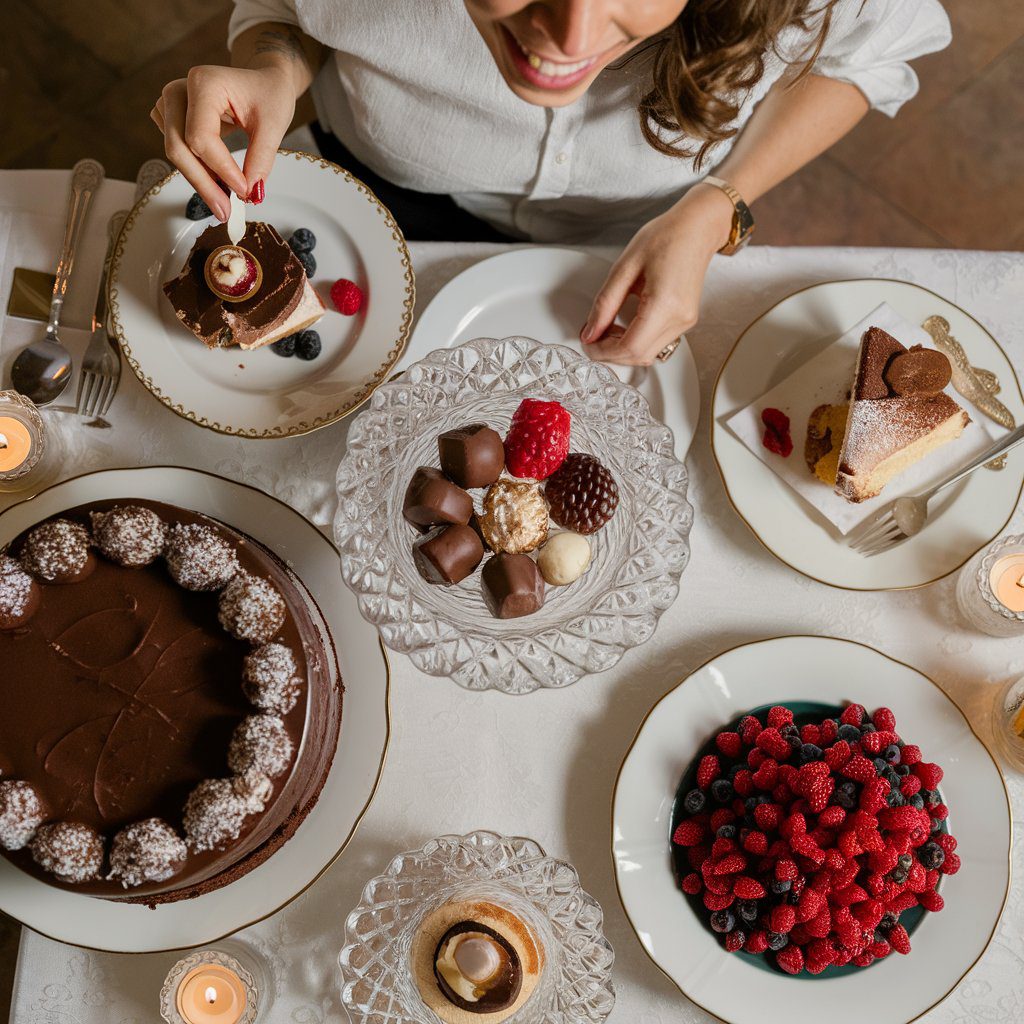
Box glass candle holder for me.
[955,534,1024,637]
[992,675,1024,774]
[159,944,271,1024]
[0,390,60,494]
[339,830,615,1024]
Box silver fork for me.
[75,209,125,417]
[848,422,1024,556]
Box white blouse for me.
[229,0,950,244]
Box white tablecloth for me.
[3,169,1023,1024]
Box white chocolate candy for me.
[436,932,506,1002]
[537,532,591,586]
[212,249,248,288]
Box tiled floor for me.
[0,0,1021,1018]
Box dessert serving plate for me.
[403,247,701,459]
[108,149,414,438]
[0,467,389,952]
[612,635,1011,1024]
[712,279,1024,590]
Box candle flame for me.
[0,433,7,450]
[205,985,218,1004]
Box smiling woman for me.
[151,0,951,366]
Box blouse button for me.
[555,152,569,165]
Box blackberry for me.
[736,900,759,923]
[545,454,619,535]
[711,778,734,803]
[884,744,902,764]
[682,788,705,814]
[919,842,945,870]
[710,910,735,933]
[270,335,297,357]
[288,228,317,253]
[185,192,212,220]
[295,329,322,361]
[799,743,823,764]
[770,879,791,895]
[715,824,737,840]
[295,249,317,277]
[837,723,861,742]
[767,931,789,951]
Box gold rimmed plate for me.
[108,149,415,439]
[711,279,1024,590]
[0,466,390,952]
[612,635,1011,1024]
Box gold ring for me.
[656,338,681,362]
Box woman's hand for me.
[151,64,297,221]
[580,184,735,366]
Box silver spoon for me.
[10,158,105,405]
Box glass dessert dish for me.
[333,336,693,693]
[992,674,1024,773]
[338,830,615,1024]
[955,533,1024,637]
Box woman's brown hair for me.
[638,0,841,166]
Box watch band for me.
[702,175,755,255]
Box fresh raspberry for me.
[687,845,711,869]
[839,704,865,726]
[703,891,735,911]
[780,811,807,839]
[769,905,797,934]
[900,775,922,796]
[918,889,944,912]
[867,939,891,959]
[545,452,619,532]
[873,707,897,732]
[742,830,769,856]
[755,727,792,761]
[887,891,918,914]
[724,929,745,952]
[752,760,778,790]
[800,723,822,745]
[766,706,794,729]
[738,715,762,745]
[841,755,876,783]
[832,883,868,907]
[760,408,793,457]
[715,731,742,758]
[681,872,703,895]
[925,868,940,889]
[941,851,961,875]
[745,929,769,954]
[796,888,825,922]
[819,806,846,828]
[672,820,705,846]
[697,754,721,790]
[861,730,899,755]
[824,740,852,769]
[935,833,957,855]
[775,944,804,974]
[805,776,834,813]
[900,744,922,766]
[329,278,364,314]
[888,924,911,955]
[913,762,944,790]
[711,837,736,858]
[712,853,747,876]
[732,769,754,796]
[790,833,825,864]
[710,808,736,831]
[747,747,766,769]
[703,874,732,895]
[806,909,832,939]
[930,803,949,822]
[879,806,930,833]
[774,858,798,882]
[733,875,766,899]
[504,399,571,480]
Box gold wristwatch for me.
[702,175,755,255]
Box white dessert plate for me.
[404,247,701,459]
[0,466,389,952]
[712,279,1024,590]
[612,635,1011,1024]
[108,149,414,438]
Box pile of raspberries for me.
[672,704,958,975]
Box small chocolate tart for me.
[203,244,263,303]
[434,921,522,1014]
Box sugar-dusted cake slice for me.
[163,222,323,351]
[834,326,969,502]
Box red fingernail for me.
[247,179,265,204]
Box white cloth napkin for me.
[724,302,996,533]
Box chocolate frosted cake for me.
[0,499,342,903]
[163,222,324,351]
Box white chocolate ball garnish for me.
[537,532,591,586]
[453,936,502,984]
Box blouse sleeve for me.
[228,0,300,49]
[794,0,952,117]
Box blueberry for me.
[883,768,901,788]
[873,757,887,773]
[837,724,861,742]
[295,249,317,277]
[835,781,857,810]
[909,793,925,810]
[780,723,799,739]
[715,824,737,840]
[885,789,905,807]
[891,867,909,885]
[683,789,706,815]
[743,814,757,829]
[897,853,913,870]
[711,778,734,803]
[897,764,911,777]
[745,795,768,811]
[884,744,902,764]
[770,879,791,894]
[860,722,876,734]
[879,912,898,931]
[185,192,212,220]
[295,329,322,361]
[710,910,735,933]
[270,335,297,357]
[799,743,823,764]
[736,900,759,923]
[767,931,789,951]
[728,764,744,780]
[729,928,747,948]
[923,789,941,807]
[288,227,317,253]
[919,842,945,870]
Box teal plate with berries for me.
[612,636,1010,1024]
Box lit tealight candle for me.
[0,391,52,493]
[990,554,1024,614]
[0,417,33,475]
[176,965,247,1024]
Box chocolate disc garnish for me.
[884,347,952,398]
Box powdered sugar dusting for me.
[0,780,45,850]
[218,574,286,642]
[30,822,104,882]
[0,555,35,625]
[183,778,248,852]
[20,519,90,582]
[227,714,293,778]
[242,643,302,714]
[107,818,187,888]
[165,523,240,591]
[232,769,273,813]
[91,506,168,568]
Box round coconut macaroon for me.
[227,714,293,778]
[241,643,302,715]
[232,769,273,815]
[19,519,93,583]
[218,574,286,643]
[30,821,104,883]
[0,554,40,630]
[90,505,168,568]
[107,818,187,888]
[164,522,240,592]
[182,778,249,853]
[0,780,46,850]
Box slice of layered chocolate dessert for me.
[834,326,969,502]
[163,222,324,350]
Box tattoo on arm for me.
[253,26,306,62]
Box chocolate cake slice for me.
[834,326,969,502]
[163,222,324,351]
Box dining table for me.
[1,165,1022,1024]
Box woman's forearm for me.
[230,22,327,100]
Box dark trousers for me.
[311,123,515,243]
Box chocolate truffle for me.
[413,524,484,585]
[165,522,240,591]
[20,519,93,583]
[479,480,548,554]
[183,778,249,852]
[218,574,286,642]
[0,780,45,850]
[108,818,187,888]
[438,423,505,489]
[0,554,39,630]
[884,346,952,398]
[434,921,522,1013]
[481,553,545,619]
[91,505,168,567]
[403,467,474,529]
[537,532,591,587]
[242,643,302,715]
[227,714,293,778]
[30,822,104,883]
